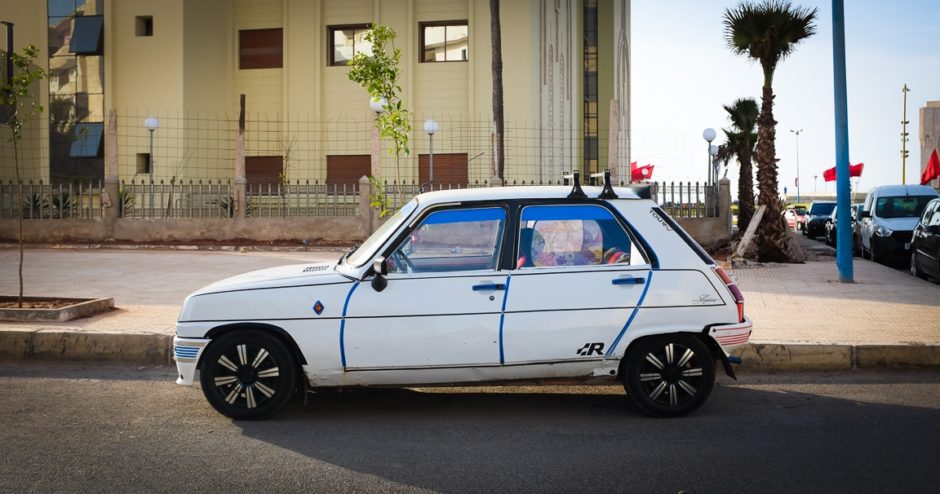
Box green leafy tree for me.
[715,98,759,230]
[724,0,817,261]
[347,24,411,209]
[0,45,48,307]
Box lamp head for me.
[144,116,160,131]
[369,96,387,114]
[423,119,439,135]
[702,128,716,143]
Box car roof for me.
[868,184,940,197]
[414,186,642,206]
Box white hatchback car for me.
[174,178,751,419]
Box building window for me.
[420,21,469,62]
[69,122,104,158]
[326,155,371,188]
[328,25,373,66]
[136,16,153,37]
[246,156,284,189]
[239,28,283,69]
[69,15,103,55]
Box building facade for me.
[1,0,631,187]
[920,101,940,189]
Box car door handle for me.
[612,277,645,285]
[472,283,506,291]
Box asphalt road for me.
[1,363,938,493]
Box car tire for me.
[199,330,298,420]
[869,241,880,264]
[623,334,715,418]
[910,252,928,280]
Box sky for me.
[631,0,940,200]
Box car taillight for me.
[714,266,745,323]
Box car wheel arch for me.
[616,330,717,381]
[200,322,308,369]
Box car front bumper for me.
[173,336,210,386]
[873,232,914,258]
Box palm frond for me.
[723,1,818,72]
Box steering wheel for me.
[389,250,416,273]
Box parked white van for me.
[858,184,940,263]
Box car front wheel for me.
[199,330,298,420]
[623,334,715,417]
[910,252,928,280]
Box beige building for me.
[920,101,940,189]
[1,0,631,187]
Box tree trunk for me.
[490,0,505,181]
[754,86,790,262]
[737,147,754,231]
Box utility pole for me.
[901,84,910,184]
[832,0,853,283]
[790,129,803,203]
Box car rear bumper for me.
[709,318,752,356]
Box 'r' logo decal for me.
[577,342,605,356]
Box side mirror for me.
[371,257,388,292]
[859,210,871,219]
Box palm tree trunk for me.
[737,148,754,231]
[754,86,790,262]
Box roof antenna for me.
[564,170,587,199]
[592,169,619,199]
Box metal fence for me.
[651,181,719,218]
[119,179,233,219]
[247,181,359,217]
[0,180,104,220]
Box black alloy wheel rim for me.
[212,344,281,410]
[637,342,704,408]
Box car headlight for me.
[875,225,894,237]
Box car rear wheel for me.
[623,334,715,417]
[199,330,297,420]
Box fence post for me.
[718,177,732,236]
[103,110,119,233]
[233,94,247,220]
[358,175,373,234]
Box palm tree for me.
[723,1,817,262]
[715,98,758,230]
[490,0,505,181]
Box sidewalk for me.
[1,243,938,369]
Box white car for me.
[174,177,751,419]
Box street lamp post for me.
[790,129,803,203]
[702,128,716,186]
[423,119,438,189]
[144,116,159,217]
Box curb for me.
[0,329,172,365]
[1,330,938,370]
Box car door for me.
[501,204,652,365]
[915,202,940,277]
[342,206,508,369]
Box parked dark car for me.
[825,204,863,248]
[804,201,836,239]
[851,204,865,255]
[910,198,940,282]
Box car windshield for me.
[810,203,835,215]
[344,199,419,268]
[875,195,936,219]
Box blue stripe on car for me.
[339,282,360,368]
[605,270,654,357]
[498,275,511,364]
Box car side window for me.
[516,204,647,268]
[928,203,940,227]
[388,207,505,274]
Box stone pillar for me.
[608,100,620,182]
[719,177,732,235]
[103,110,119,236]
[233,95,247,220]
[358,175,373,235]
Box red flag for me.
[849,162,864,177]
[922,149,940,185]
[631,164,654,182]
[823,163,863,182]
